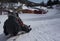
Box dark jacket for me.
[3,15,21,34]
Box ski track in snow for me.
[0,8,60,41]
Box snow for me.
[0,6,60,41]
[22,4,38,10]
[22,4,28,9]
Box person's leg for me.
[21,25,32,33]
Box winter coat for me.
[3,15,22,34]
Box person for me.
[3,10,32,36]
[3,11,22,36]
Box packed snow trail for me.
[0,7,60,41]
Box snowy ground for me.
[0,6,60,41]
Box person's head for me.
[7,10,19,19]
[7,11,15,19]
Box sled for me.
[6,31,26,41]
[7,26,32,41]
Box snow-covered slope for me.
[0,6,60,41]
